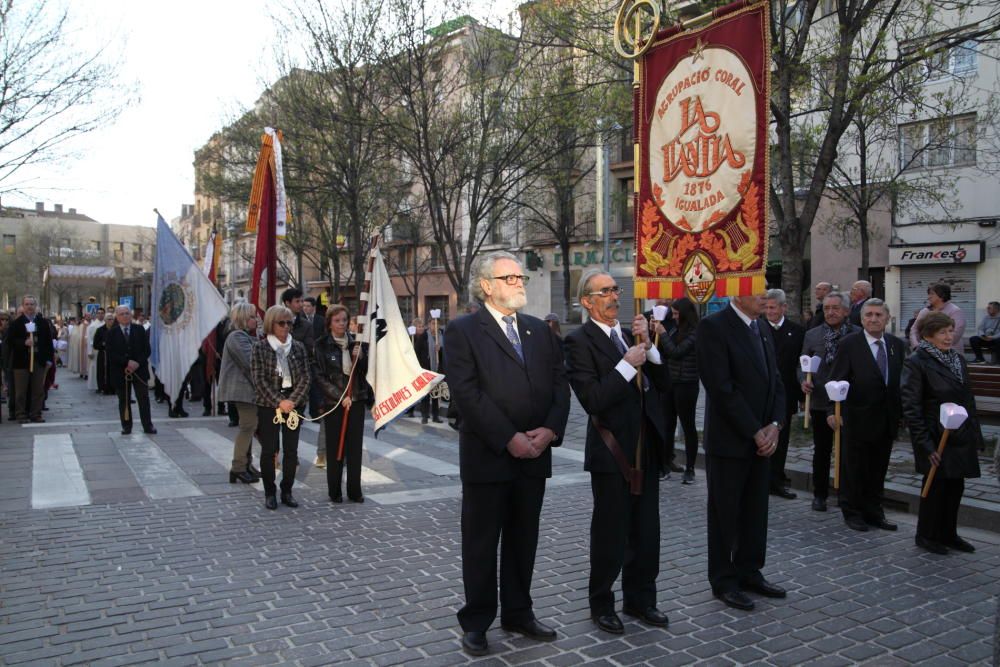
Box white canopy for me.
[43,265,117,284]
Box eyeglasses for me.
[276,320,293,327]
[586,286,622,298]
[492,274,530,285]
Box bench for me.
[968,365,1000,419]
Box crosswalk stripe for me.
[366,472,592,506]
[21,415,227,429]
[110,432,203,500]
[176,427,267,490]
[302,421,460,476]
[31,434,90,509]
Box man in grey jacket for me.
[799,293,860,512]
[970,301,1000,364]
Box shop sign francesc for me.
[888,243,983,265]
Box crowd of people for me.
[0,264,995,657]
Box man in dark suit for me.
[799,292,860,511]
[8,295,54,423]
[827,298,904,532]
[763,289,805,499]
[696,293,786,612]
[413,318,445,423]
[807,282,832,329]
[107,305,156,435]
[445,251,570,656]
[565,271,671,635]
[847,280,872,327]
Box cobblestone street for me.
[1,376,998,665]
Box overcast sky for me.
[5,0,517,228]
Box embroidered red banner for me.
[634,0,770,302]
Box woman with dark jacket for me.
[656,297,700,484]
[218,302,261,484]
[314,305,372,503]
[901,311,982,554]
[251,305,310,510]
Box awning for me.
[43,265,117,285]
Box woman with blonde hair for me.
[219,302,262,484]
[251,305,310,509]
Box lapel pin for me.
[526,330,531,335]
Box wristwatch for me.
[771,421,782,430]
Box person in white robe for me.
[86,319,99,389]
[67,321,80,375]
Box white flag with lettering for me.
[363,247,443,432]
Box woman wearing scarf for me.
[314,305,372,503]
[901,311,982,554]
[908,282,966,351]
[251,305,310,510]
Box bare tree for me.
[0,1,132,191]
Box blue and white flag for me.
[151,214,228,403]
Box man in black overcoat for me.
[826,298,904,532]
[107,305,156,435]
[444,251,570,656]
[8,295,54,423]
[763,289,805,499]
[565,271,671,635]
[696,293,786,612]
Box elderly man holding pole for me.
[9,295,53,423]
[107,305,156,435]
[565,270,671,634]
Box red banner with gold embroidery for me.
[634,0,770,302]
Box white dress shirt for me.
[590,319,662,383]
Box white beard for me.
[495,292,527,312]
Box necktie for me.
[876,339,888,385]
[502,315,524,363]
[123,326,130,338]
[749,319,766,369]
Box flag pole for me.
[337,236,380,461]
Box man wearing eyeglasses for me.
[445,251,570,656]
[564,270,671,635]
[696,292,786,612]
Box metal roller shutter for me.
[900,264,977,326]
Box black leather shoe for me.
[866,517,897,531]
[432,417,444,423]
[741,579,786,598]
[715,590,754,611]
[121,427,132,435]
[771,487,797,499]
[461,631,488,656]
[501,618,556,641]
[331,494,343,503]
[947,536,975,553]
[280,492,299,508]
[812,497,827,512]
[247,464,261,478]
[265,495,278,510]
[682,470,695,484]
[623,606,669,627]
[202,409,212,417]
[168,409,180,418]
[916,535,948,554]
[593,612,624,634]
[349,496,364,503]
[669,461,685,473]
[230,470,256,484]
[845,516,869,532]
[178,409,189,418]
[143,427,157,434]
[421,417,429,424]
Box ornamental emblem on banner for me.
[649,47,755,233]
[158,277,193,330]
[682,251,717,304]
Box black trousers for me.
[589,464,660,615]
[706,453,769,594]
[324,404,365,500]
[918,476,965,542]
[13,365,46,420]
[663,382,700,470]
[841,428,893,522]
[810,410,836,499]
[114,373,153,431]
[420,395,440,420]
[970,336,999,360]
[256,405,300,496]
[769,399,798,489]
[457,476,545,633]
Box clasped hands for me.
[754,423,780,457]
[124,360,140,376]
[507,428,556,459]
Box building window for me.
[398,296,414,324]
[899,114,976,171]
[614,178,634,233]
[430,244,444,268]
[91,240,101,253]
[133,244,143,261]
[114,242,125,262]
[925,40,977,79]
[3,234,14,254]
